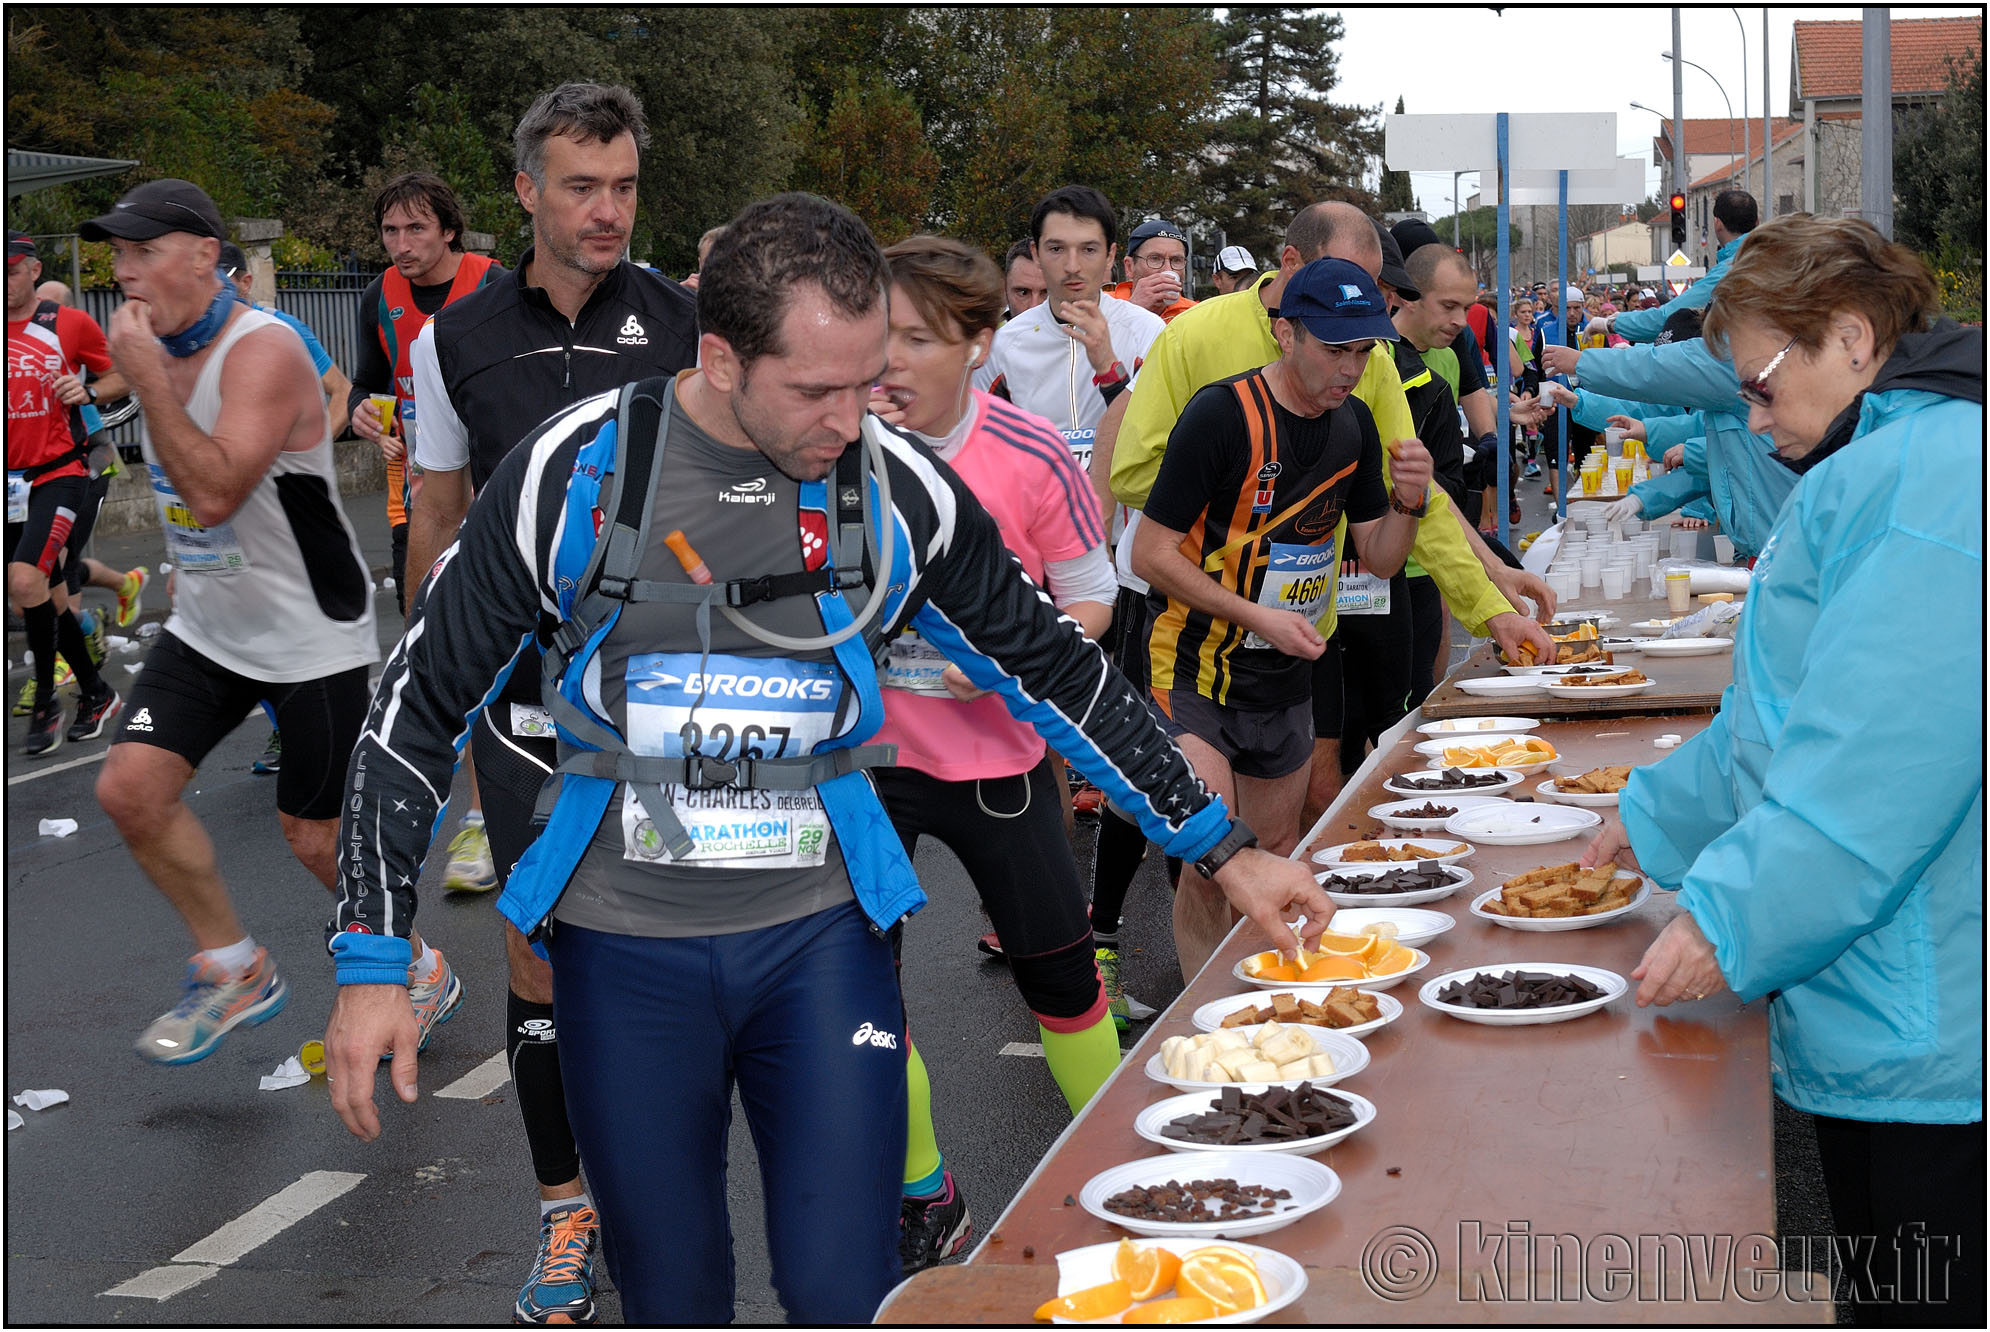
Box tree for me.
[6,7,335,241]
[1427,207,1523,287]
[1198,8,1382,261]
[1376,96,1415,214]
[790,73,941,248]
[1896,51,1985,260]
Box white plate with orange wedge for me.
[1232,939,1430,992]
[1042,1237,1309,1323]
[1079,1152,1341,1240]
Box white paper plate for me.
[1412,734,1543,759]
[1550,610,1618,628]
[1630,618,1680,633]
[1080,1151,1342,1239]
[1535,776,1623,807]
[1538,679,1657,698]
[1467,874,1654,932]
[1418,962,1628,1025]
[1315,865,1474,910]
[1443,802,1602,845]
[1144,1026,1371,1095]
[1454,675,1549,698]
[1232,945,1432,992]
[1049,1238,1309,1323]
[1323,906,1457,949]
[1134,1087,1379,1158]
[1311,838,1474,867]
[1191,988,1406,1039]
[1416,715,1541,735]
[1382,768,1527,798]
[1631,636,1733,657]
[1424,753,1557,774]
[1501,661,1602,676]
[1366,795,1515,832]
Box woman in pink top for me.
[869,237,1123,1276]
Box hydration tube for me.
[716,415,896,652]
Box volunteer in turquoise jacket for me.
[1607,187,1757,344]
[1582,215,1982,1322]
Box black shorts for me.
[1154,687,1312,781]
[7,474,92,588]
[470,703,559,889]
[115,630,370,820]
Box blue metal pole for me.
[1495,113,1512,549]
[1556,169,1570,523]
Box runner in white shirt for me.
[974,184,1165,1024]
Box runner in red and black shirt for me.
[6,230,125,754]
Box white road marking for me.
[8,748,109,785]
[101,1170,365,1301]
[434,1050,511,1099]
[102,1264,222,1300]
[998,1042,1045,1058]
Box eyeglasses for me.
[1737,336,1798,408]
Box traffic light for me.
[1669,192,1687,248]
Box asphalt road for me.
[4,469,1845,1323]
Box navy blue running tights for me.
[547,902,906,1323]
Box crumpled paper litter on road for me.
[259,1057,311,1091]
[13,1088,69,1111]
[38,819,79,839]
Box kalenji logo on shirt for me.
[718,478,776,506]
[851,1021,899,1049]
[616,314,649,345]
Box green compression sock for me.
[902,1040,944,1194]
[1040,1015,1122,1115]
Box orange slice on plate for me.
[1300,955,1365,983]
[1113,1239,1183,1301]
[1176,1249,1268,1315]
[1034,1278,1132,1322]
[1312,932,1370,954]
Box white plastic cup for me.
[1665,570,1693,613]
[1604,425,1628,453]
[1580,555,1603,588]
[1713,535,1735,564]
[1600,566,1630,599]
[1670,529,1697,559]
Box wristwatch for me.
[85,385,98,404]
[1389,489,1429,518]
[1193,818,1259,880]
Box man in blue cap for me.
[1130,257,1432,938]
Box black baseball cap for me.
[1391,217,1442,260]
[218,241,251,276]
[7,230,37,265]
[79,178,225,242]
[1275,259,1399,345]
[1126,218,1190,256]
[1371,219,1420,302]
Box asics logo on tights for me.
[850,1021,898,1050]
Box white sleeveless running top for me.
[144,307,379,683]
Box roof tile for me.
[1794,16,1982,102]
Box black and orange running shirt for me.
[1144,368,1389,709]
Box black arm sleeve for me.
[346,274,391,417]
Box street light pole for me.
[1732,7,1750,205]
[1663,52,1737,260]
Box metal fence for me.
[60,268,383,452]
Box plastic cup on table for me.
[1665,570,1693,614]
[1580,468,1602,497]
[1600,566,1631,600]
[1670,528,1697,559]
[1614,460,1635,493]
[1580,555,1603,588]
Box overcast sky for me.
[1328,4,1981,215]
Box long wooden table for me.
[879,688,1833,1323]
[1420,594,1735,721]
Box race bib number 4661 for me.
[619,652,841,869]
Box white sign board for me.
[1385,113,1618,175]
[1637,265,1706,280]
[1500,155,1649,207]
